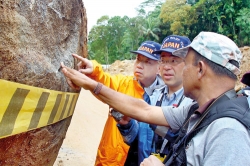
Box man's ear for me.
[197,61,206,78]
[157,65,160,74]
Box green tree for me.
[88,16,110,64]
[105,16,129,62]
[138,16,160,41]
[89,16,130,64]
[160,0,197,36]
[120,16,145,60]
[187,0,250,45]
[134,0,164,42]
[235,8,250,46]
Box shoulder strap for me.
[162,103,199,164]
[177,94,185,107]
[155,88,165,106]
[156,89,186,107]
[163,89,247,165]
[153,90,187,154]
[199,96,250,130]
[182,95,250,157]
[186,89,237,133]
[173,103,199,143]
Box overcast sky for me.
[83,0,145,33]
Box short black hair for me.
[191,48,238,80]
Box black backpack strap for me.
[174,103,199,143]
[155,88,166,107]
[163,89,245,165]
[162,103,199,164]
[178,94,250,165]
[153,90,190,159]
[199,96,250,130]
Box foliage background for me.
[88,0,250,64]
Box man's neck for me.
[140,77,157,88]
[196,86,235,107]
[168,85,183,95]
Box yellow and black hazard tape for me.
[0,79,79,139]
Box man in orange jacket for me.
[72,41,164,166]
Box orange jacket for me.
[90,60,144,166]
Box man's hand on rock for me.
[60,62,97,91]
[72,54,94,74]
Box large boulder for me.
[0,0,87,165]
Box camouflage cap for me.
[173,31,242,75]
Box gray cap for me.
[173,31,242,75]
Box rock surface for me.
[0,0,87,91]
[0,0,87,165]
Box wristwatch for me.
[110,108,124,121]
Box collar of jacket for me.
[144,75,165,96]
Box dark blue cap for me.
[130,41,161,61]
[153,35,191,54]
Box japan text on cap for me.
[130,41,161,61]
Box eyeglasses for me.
[158,58,184,66]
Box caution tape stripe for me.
[0,79,79,139]
[48,94,63,125]
[59,94,70,120]
[67,95,76,117]
[28,92,50,130]
[0,88,30,136]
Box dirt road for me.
[54,89,109,166]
